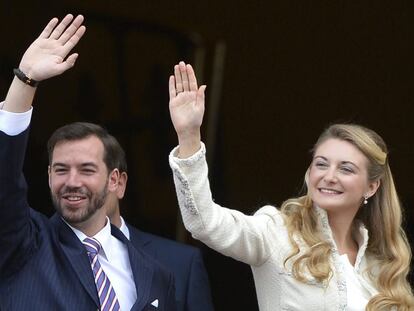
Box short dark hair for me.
[116,146,128,173]
[47,122,126,173]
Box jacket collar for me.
[313,206,369,271]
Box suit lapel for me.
[128,226,151,248]
[128,225,160,259]
[111,225,154,311]
[51,214,100,308]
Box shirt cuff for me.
[0,101,33,136]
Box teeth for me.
[66,196,82,201]
[320,188,341,194]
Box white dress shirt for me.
[69,218,137,311]
[0,101,32,135]
[119,216,131,240]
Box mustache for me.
[59,186,91,196]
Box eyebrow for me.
[313,156,361,170]
[51,162,99,169]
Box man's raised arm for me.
[0,14,86,276]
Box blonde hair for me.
[281,123,414,310]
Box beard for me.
[51,183,108,225]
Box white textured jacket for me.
[169,143,379,311]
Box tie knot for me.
[83,237,102,255]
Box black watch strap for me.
[13,68,39,87]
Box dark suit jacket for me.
[0,129,176,311]
[128,225,214,311]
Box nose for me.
[65,170,82,188]
[323,167,338,183]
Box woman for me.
[168,61,414,310]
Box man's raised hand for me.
[18,14,86,82]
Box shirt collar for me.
[65,216,113,261]
[119,216,130,240]
[353,221,369,270]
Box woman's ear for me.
[367,179,381,198]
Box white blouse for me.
[340,254,377,311]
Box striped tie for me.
[83,237,121,311]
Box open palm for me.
[19,14,86,81]
[169,62,206,137]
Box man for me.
[105,141,215,311]
[0,14,176,310]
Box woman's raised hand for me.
[169,61,206,157]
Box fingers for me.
[64,53,79,68]
[49,14,75,40]
[38,17,59,39]
[169,75,177,100]
[179,62,189,91]
[58,15,85,45]
[197,85,206,100]
[53,53,79,76]
[174,64,183,93]
[196,85,206,107]
[61,24,86,56]
[187,64,198,92]
[37,14,85,55]
[173,61,199,95]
